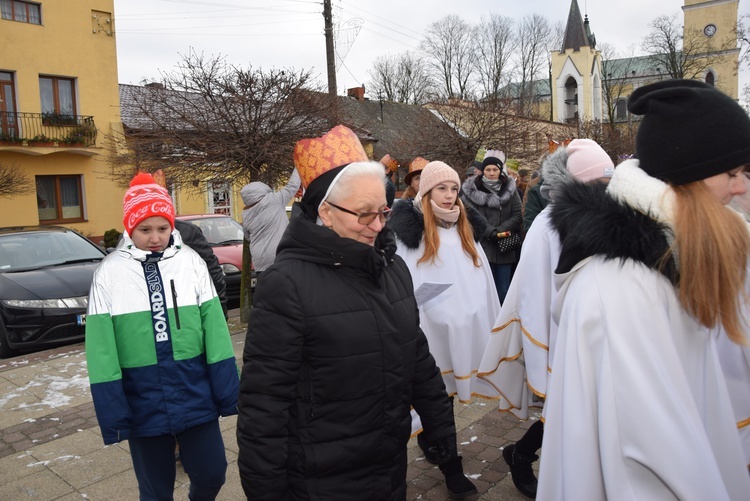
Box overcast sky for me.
[112,0,746,96]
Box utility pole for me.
[323,0,337,96]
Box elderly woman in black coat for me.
[461,151,523,302]
[236,126,475,500]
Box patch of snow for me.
[4,373,90,411]
[469,473,481,479]
[470,436,478,442]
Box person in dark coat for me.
[236,125,473,500]
[461,150,522,302]
[174,219,228,317]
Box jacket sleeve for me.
[498,191,523,234]
[176,220,228,318]
[270,169,301,208]
[85,265,132,445]
[410,324,457,442]
[192,252,239,417]
[523,184,548,235]
[237,268,304,500]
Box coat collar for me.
[276,207,395,284]
[549,160,678,284]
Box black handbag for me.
[496,232,521,254]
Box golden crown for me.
[380,154,398,174]
[293,125,369,188]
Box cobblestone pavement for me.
[0,311,536,500]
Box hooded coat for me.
[240,169,300,272]
[236,209,455,500]
[461,174,522,264]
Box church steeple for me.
[561,0,589,51]
[551,0,603,123]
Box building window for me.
[39,76,76,124]
[1,0,41,24]
[36,176,85,223]
[208,181,232,216]
[0,72,19,138]
[705,72,715,86]
[615,99,627,121]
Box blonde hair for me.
[417,194,481,268]
[665,182,750,344]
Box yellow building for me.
[0,0,124,242]
[683,0,741,99]
[552,0,742,124]
[550,0,603,123]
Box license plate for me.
[76,314,86,326]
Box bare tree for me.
[515,14,554,117]
[402,101,574,171]
[368,51,434,104]
[474,14,516,103]
[397,51,435,104]
[107,50,337,187]
[0,162,32,198]
[368,54,400,102]
[599,43,638,130]
[641,14,731,80]
[420,15,477,100]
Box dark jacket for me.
[523,181,549,237]
[174,219,228,317]
[236,210,455,500]
[461,175,522,264]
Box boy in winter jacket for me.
[85,172,239,501]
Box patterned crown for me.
[380,154,399,174]
[409,157,429,173]
[293,125,369,188]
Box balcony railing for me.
[0,112,97,147]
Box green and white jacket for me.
[85,230,239,445]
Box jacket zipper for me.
[170,279,180,330]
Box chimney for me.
[347,85,365,102]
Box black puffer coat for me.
[236,210,455,501]
[461,175,522,264]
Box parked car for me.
[0,226,106,358]
[175,214,253,306]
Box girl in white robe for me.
[388,161,501,456]
[538,80,750,500]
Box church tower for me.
[682,0,740,99]
[550,0,602,123]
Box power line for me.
[117,16,319,33]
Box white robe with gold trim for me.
[538,257,750,500]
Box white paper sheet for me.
[414,282,452,306]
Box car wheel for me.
[0,318,17,359]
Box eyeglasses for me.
[326,201,392,225]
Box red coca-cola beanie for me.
[122,172,175,234]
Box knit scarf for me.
[414,197,460,226]
[482,177,502,194]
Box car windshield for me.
[0,230,104,272]
[189,217,244,245]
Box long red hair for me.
[417,193,481,268]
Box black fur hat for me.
[628,79,750,185]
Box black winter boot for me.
[438,456,478,500]
[502,443,538,498]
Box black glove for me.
[431,434,459,465]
